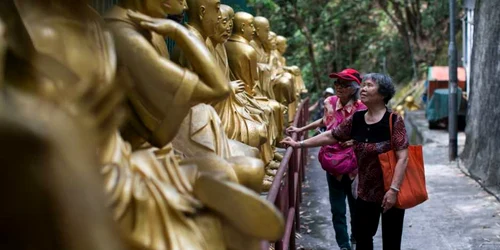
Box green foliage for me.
[242,0,456,95]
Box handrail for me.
[262,97,310,250]
[267,98,308,203]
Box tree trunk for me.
[290,2,322,92]
[461,0,500,187]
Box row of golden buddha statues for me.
[0,0,306,249]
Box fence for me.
[262,98,310,250]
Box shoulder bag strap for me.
[389,112,394,149]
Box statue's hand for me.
[257,63,271,72]
[127,10,180,36]
[230,80,245,94]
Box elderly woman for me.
[287,68,366,250]
[282,73,409,250]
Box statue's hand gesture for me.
[127,10,180,37]
[230,80,245,94]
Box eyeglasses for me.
[334,82,351,89]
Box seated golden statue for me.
[0,13,126,249]
[225,12,282,186]
[266,31,296,107]
[103,0,284,248]
[2,1,284,250]
[170,2,278,175]
[276,36,307,96]
[250,16,288,146]
[276,35,307,123]
[170,1,267,151]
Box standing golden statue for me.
[1,1,284,250]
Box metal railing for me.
[262,98,310,250]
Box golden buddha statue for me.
[250,16,288,146]
[103,0,283,247]
[276,35,307,123]
[161,0,262,160]
[225,12,282,187]
[404,95,420,111]
[205,4,269,149]
[0,2,127,249]
[2,1,284,249]
[249,16,272,98]
[266,31,296,107]
[212,6,268,123]
[276,35,307,96]
[104,0,230,150]
[169,0,266,153]
[171,1,280,178]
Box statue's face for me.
[264,33,276,51]
[242,19,255,41]
[254,21,269,42]
[201,0,222,37]
[277,41,287,54]
[212,8,232,44]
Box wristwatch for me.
[390,186,400,192]
[299,141,304,148]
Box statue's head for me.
[128,0,186,17]
[253,16,269,43]
[276,35,287,54]
[233,12,254,41]
[264,31,276,51]
[186,0,221,37]
[211,4,233,44]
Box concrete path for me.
[297,113,500,250]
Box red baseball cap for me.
[329,68,362,85]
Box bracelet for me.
[299,141,304,148]
[390,186,400,192]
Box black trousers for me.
[326,174,357,249]
[355,198,405,250]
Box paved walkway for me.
[297,118,500,249]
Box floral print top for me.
[323,96,367,129]
[331,110,409,203]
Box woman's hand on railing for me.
[280,137,300,148]
[286,126,302,135]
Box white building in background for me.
[462,0,475,99]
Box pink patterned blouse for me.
[322,96,367,129]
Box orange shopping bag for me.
[378,113,428,209]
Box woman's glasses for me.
[334,81,351,89]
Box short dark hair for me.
[363,73,395,104]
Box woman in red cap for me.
[282,73,409,250]
[286,68,366,250]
